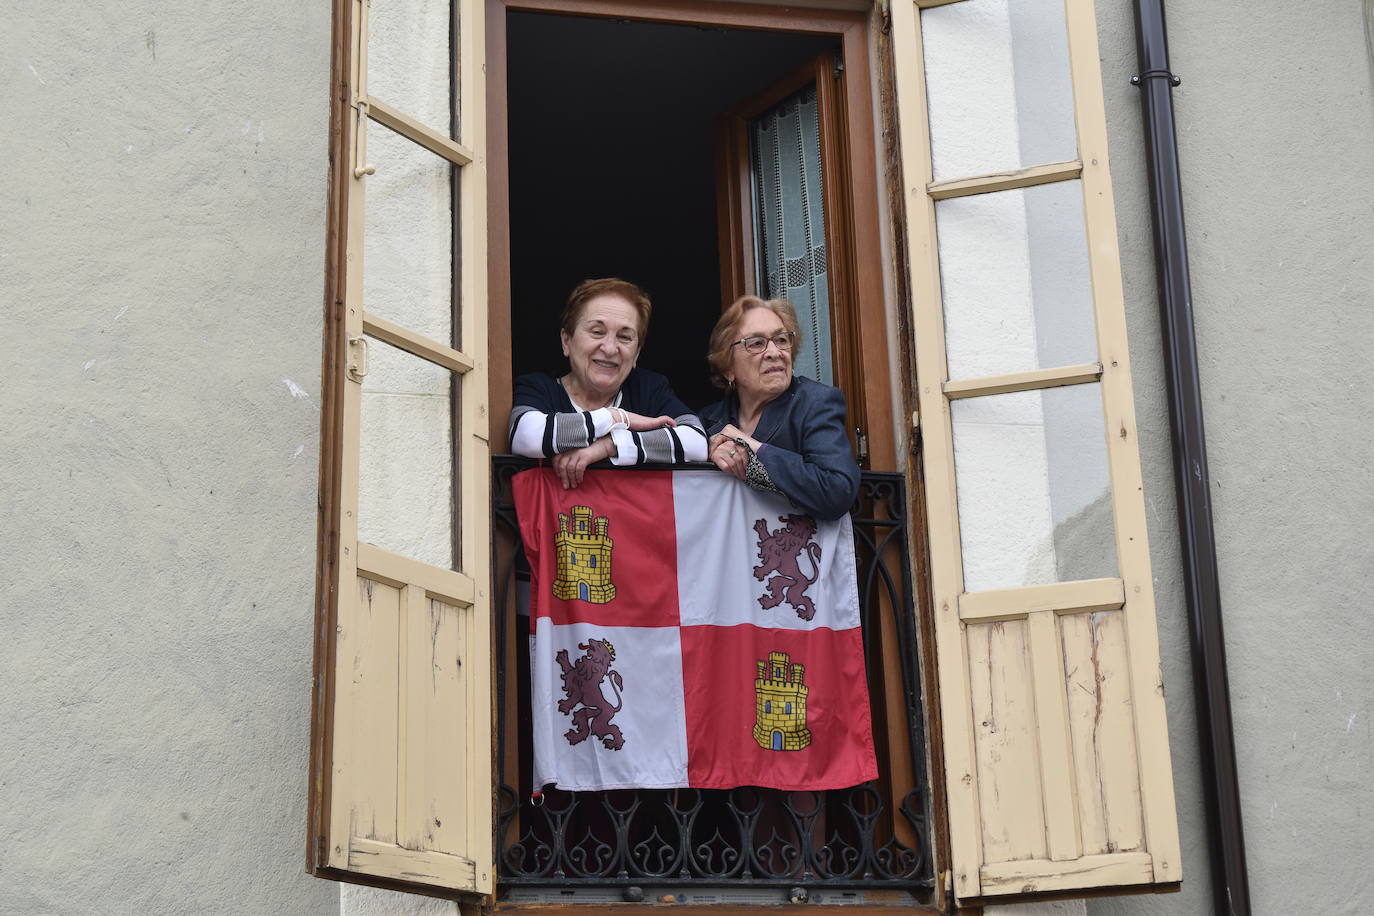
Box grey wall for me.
[2,2,336,913]
[1090,1,1374,914]
[5,0,1373,914]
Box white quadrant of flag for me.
[672,472,860,632]
[530,619,689,790]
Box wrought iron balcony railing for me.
[492,457,933,903]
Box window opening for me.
[506,12,837,410]
[496,9,926,906]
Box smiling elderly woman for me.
[509,278,708,489]
[699,295,859,520]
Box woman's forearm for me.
[756,444,859,520]
[608,415,708,464]
[508,404,622,458]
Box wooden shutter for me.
[310,0,492,899]
[890,0,1181,903]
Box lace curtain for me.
[749,83,832,385]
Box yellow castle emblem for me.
[753,651,811,751]
[552,506,616,604]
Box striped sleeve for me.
[509,405,619,458]
[608,413,708,465]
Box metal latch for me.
[347,335,369,382]
[352,102,376,179]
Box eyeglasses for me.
[731,331,796,355]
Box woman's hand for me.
[552,437,615,490]
[620,410,677,432]
[709,425,758,480]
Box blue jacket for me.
[699,376,861,520]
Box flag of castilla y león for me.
[514,467,878,792]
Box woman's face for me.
[561,294,642,399]
[728,306,793,403]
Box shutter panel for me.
[311,0,492,899]
[890,0,1180,903]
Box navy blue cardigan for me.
[699,376,860,520]
[512,368,693,419]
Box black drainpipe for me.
[1131,3,1251,914]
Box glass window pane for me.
[358,336,455,570]
[750,83,832,385]
[936,180,1097,380]
[952,384,1115,592]
[367,0,454,134]
[363,120,454,344]
[922,0,1076,181]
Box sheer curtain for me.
[749,83,832,384]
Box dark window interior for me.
[507,12,838,411]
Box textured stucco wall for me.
[1089,1,1374,914]
[1,2,335,913]
[6,0,1373,914]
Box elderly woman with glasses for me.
[699,295,860,520]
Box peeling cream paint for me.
[83,359,96,370]
[25,60,46,84]
[283,378,310,400]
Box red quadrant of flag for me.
[516,468,680,629]
[681,624,877,790]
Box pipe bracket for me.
[1131,68,1182,87]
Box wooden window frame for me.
[309,0,1184,907]
[309,0,494,901]
[889,0,1181,905]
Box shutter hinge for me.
[832,56,845,80]
[909,410,922,455]
[854,426,869,466]
[347,335,369,381]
